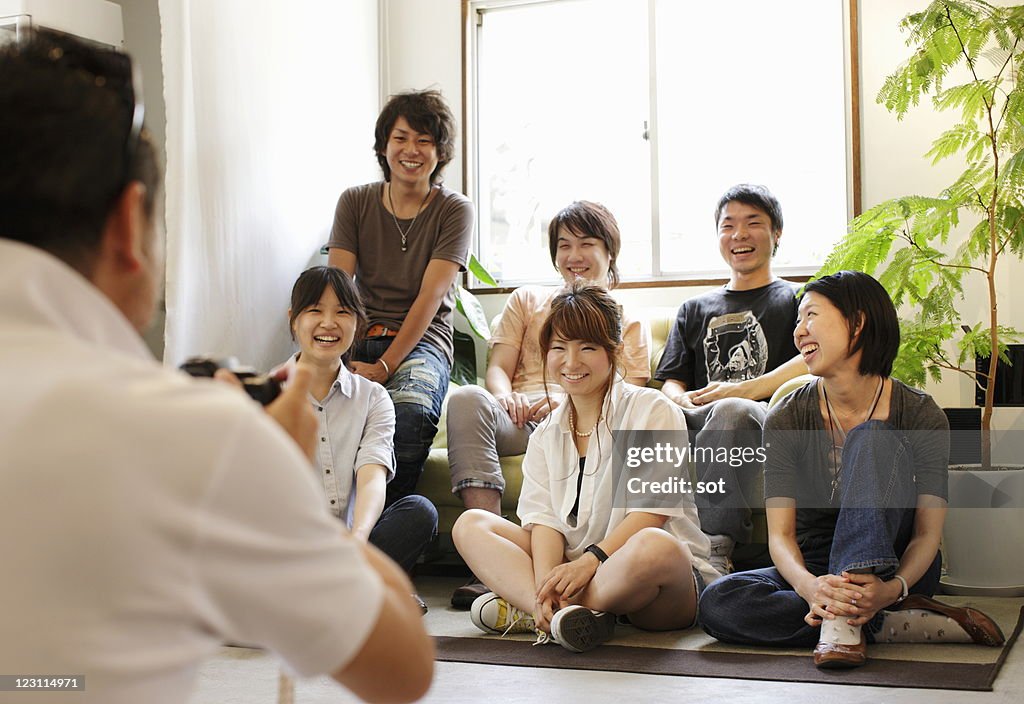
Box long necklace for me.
[567,404,602,438]
[387,183,432,252]
[821,377,884,503]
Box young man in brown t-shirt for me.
[327,90,474,506]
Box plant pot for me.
[940,464,1024,597]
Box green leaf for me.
[925,123,987,164]
[451,330,478,386]
[468,253,499,287]
[997,147,1024,192]
[455,285,491,340]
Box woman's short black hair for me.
[288,266,367,363]
[373,89,456,185]
[803,270,900,377]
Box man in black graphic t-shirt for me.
[656,184,807,572]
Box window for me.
[464,0,857,286]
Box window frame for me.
[461,0,862,291]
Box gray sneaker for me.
[549,605,615,653]
[707,534,735,575]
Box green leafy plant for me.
[455,253,499,339]
[817,0,1024,467]
[451,253,499,385]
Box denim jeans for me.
[682,398,767,543]
[697,420,942,647]
[353,338,450,506]
[368,494,438,575]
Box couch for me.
[417,306,777,567]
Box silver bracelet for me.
[892,574,909,603]
[378,358,391,377]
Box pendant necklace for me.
[821,377,884,503]
[387,183,432,252]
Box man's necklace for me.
[821,377,884,503]
[387,183,432,252]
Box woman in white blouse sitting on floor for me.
[453,281,721,652]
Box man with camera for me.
[0,30,432,704]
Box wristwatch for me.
[585,543,609,564]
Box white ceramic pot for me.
[940,464,1024,596]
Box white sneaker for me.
[549,605,615,653]
[470,592,537,635]
[707,534,735,575]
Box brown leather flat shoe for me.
[451,577,490,610]
[813,631,867,669]
[893,594,1005,646]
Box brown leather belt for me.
[366,323,399,338]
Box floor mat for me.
[434,603,1023,690]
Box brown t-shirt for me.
[328,182,474,366]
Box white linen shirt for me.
[0,240,385,704]
[517,380,719,585]
[279,354,395,525]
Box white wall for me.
[111,0,167,358]
[385,0,1024,440]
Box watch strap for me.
[585,543,609,563]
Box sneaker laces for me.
[532,629,553,646]
[496,601,536,636]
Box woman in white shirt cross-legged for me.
[453,282,721,652]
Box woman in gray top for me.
[697,271,1003,669]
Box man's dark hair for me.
[289,266,367,365]
[373,89,456,185]
[714,184,784,234]
[547,200,622,289]
[0,29,160,274]
[803,270,900,377]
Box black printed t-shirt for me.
[655,279,800,401]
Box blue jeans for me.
[368,494,438,574]
[682,398,767,543]
[353,338,450,506]
[697,420,942,647]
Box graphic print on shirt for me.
[703,310,768,382]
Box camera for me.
[179,356,282,406]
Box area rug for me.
[433,598,1024,691]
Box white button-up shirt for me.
[0,240,384,704]
[518,379,719,586]
[279,355,395,525]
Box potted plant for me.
[817,0,1024,594]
